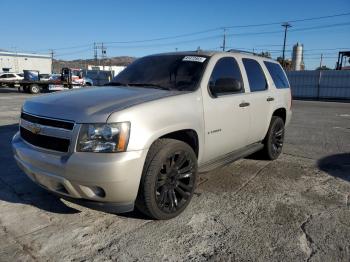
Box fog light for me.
[92,186,106,198]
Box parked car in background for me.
[0,73,23,81]
[0,73,23,87]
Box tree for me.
[316,65,331,70]
[259,52,271,58]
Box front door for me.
[202,56,250,162]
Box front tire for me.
[136,139,198,220]
[262,116,285,160]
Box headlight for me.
[77,122,130,153]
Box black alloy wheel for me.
[262,116,285,160]
[155,150,195,213]
[136,139,198,220]
[271,120,284,155]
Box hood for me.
[22,86,181,123]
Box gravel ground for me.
[0,87,349,261]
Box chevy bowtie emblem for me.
[28,123,41,134]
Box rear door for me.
[242,58,274,144]
[202,56,250,162]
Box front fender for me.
[107,91,205,162]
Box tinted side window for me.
[242,58,267,92]
[209,57,243,95]
[264,61,290,89]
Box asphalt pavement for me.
[0,87,349,261]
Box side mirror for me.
[210,77,242,97]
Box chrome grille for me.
[20,112,74,153]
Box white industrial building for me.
[0,51,52,74]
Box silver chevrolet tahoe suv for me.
[12,50,292,219]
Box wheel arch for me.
[263,107,287,140]
[159,129,199,158]
[272,107,287,124]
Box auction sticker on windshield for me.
[182,56,207,63]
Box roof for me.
[149,50,277,62]
[149,50,217,57]
[0,51,51,59]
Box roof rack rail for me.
[227,49,263,57]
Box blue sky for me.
[1,0,349,69]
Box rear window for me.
[264,61,290,89]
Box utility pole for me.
[221,28,226,51]
[101,43,107,69]
[50,49,54,73]
[281,22,292,68]
[13,46,19,73]
[319,53,323,69]
[93,42,98,66]
[94,42,107,68]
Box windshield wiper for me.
[127,83,172,90]
[104,82,129,86]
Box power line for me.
[224,21,350,37]
[34,43,92,53]
[54,48,92,57]
[101,22,350,50]
[12,11,350,54]
[290,21,350,33]
[103,11,350,44]
[224,12,350,29]
[106,34,222,49]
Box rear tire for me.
[29,84,40,94]
[261,116,285,160]
[136,139,198,220]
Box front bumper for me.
[12,132,148,213]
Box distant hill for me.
[52,56,135,73]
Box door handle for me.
[267,97,275,102]
[239,102,250,107]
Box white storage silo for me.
[292,43,304,71]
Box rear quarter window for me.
[242,58,267,92]
[264,61,290,89]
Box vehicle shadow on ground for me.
[317,153,350,182]
[0,124,79,214]
[0,87,20,93]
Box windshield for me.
[110,54,209,91]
